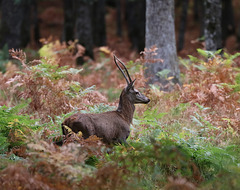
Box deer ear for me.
[126,79,136,91]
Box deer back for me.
[62,110,130,144]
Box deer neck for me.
[117,94,135,124]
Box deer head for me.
[114,55,150,105]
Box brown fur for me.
[62,86,149,144]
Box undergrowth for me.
[0,43,239,189]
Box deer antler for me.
[114,55,133,84]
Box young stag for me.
[61,55,150,144]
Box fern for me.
[220,73,240,92]
[32,63,82,81]
[81,103,116,114]
[197,48,222,59]
[0,103,41,153]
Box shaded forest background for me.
[1,0,240,62]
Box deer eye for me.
[135,91,140,95]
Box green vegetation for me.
[0,102,40,153]
[0,44,239,189]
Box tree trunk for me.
[92,0,106,46]
[177,0,189,51]
[203,0,222,51]
[136,0,146,52]
[0,0,31,49]
[222,0,235,44]
[126,0,145,52]
[199,1,205,38]
[62,0,75,42]
[75,0,94,64]
[116,0,122,37]
[145,0,180,89]
[32,0,40,46]
[238,23,240,49]
[193,0,199,21]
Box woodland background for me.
[0,0,240,190]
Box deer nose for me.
[144,98,150,104]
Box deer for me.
[60,55,150,145]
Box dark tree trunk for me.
[21,1,31,47]
[199,1,205,38]
[203,0,222,51]
[126,0,145,52]
[136,0,146,52]
[238,24,240,49]
[0,0,31,49]
[222,0,235,44]
[177,0,189,51]
[193,0,205,38]
[145,0,180,89]
[92,0,106,46]
[116,0,122,37]
[62,0,75,42]
[75,0,94,64]
[193,0,199,21]
[32,0,40,46]
[126,0,137,50]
